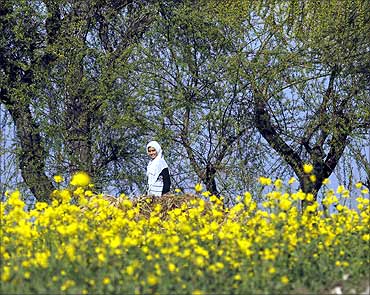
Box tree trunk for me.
[252,89,351,202]
[5,102,55,202]
[64,95,93,175]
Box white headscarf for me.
[146,141,168,186]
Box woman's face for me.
[147,147,157,159]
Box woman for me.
[146,141,171,196]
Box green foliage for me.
[1,0,369,202]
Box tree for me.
[2,0,368,204]
[135,1,265,199]
[0,1,55,200]
[140,0,369,202]
[0,0,157,201]
[233,0,370,200]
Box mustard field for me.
[1,172,369,294]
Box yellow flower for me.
[74,187,84,196]
[310,175,316,182]
[303,164,313,174]
[279,199,292,211]
[103,277,110,285]
[98,253,106,263]
[336,204,344,211]
[1,266,10,281]
[195,256,205,267]
[209,195,218,202]
[274,179,283,189]
[355,182,363,189]
[126,266,135,276]
[70,171,91,187]
[22,261,31,268]
[259,177,272,185]
[65,245,76,261]
[53,175,64,183]
[281,276,289,284]
[192,290,204,295]
[244,191,252,204]
[175,188,182,193]
[60,279,75,291]
[202,191,211,198]
[306,193,314,202]
[337,185,345,194]
[168,263,176,272]
[147,274,158,286]
[58,189,71,203]
[8,190,24,207]
[34,251,49,268]
[84,190,93,197]
[268,267,276,274]
[322,178,330,185]
[122,199,133,208]
[35,202,48,211]
[24,272,31,279]
[110,236,121,249]
[288,177,296,185]
[195,183,203,193]
[342,190,350,198]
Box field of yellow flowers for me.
[1,171,369,294]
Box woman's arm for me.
[160,168,171,195]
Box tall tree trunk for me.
[64,94,93,175]
[3,99,55,201]
[252,77,352,202]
